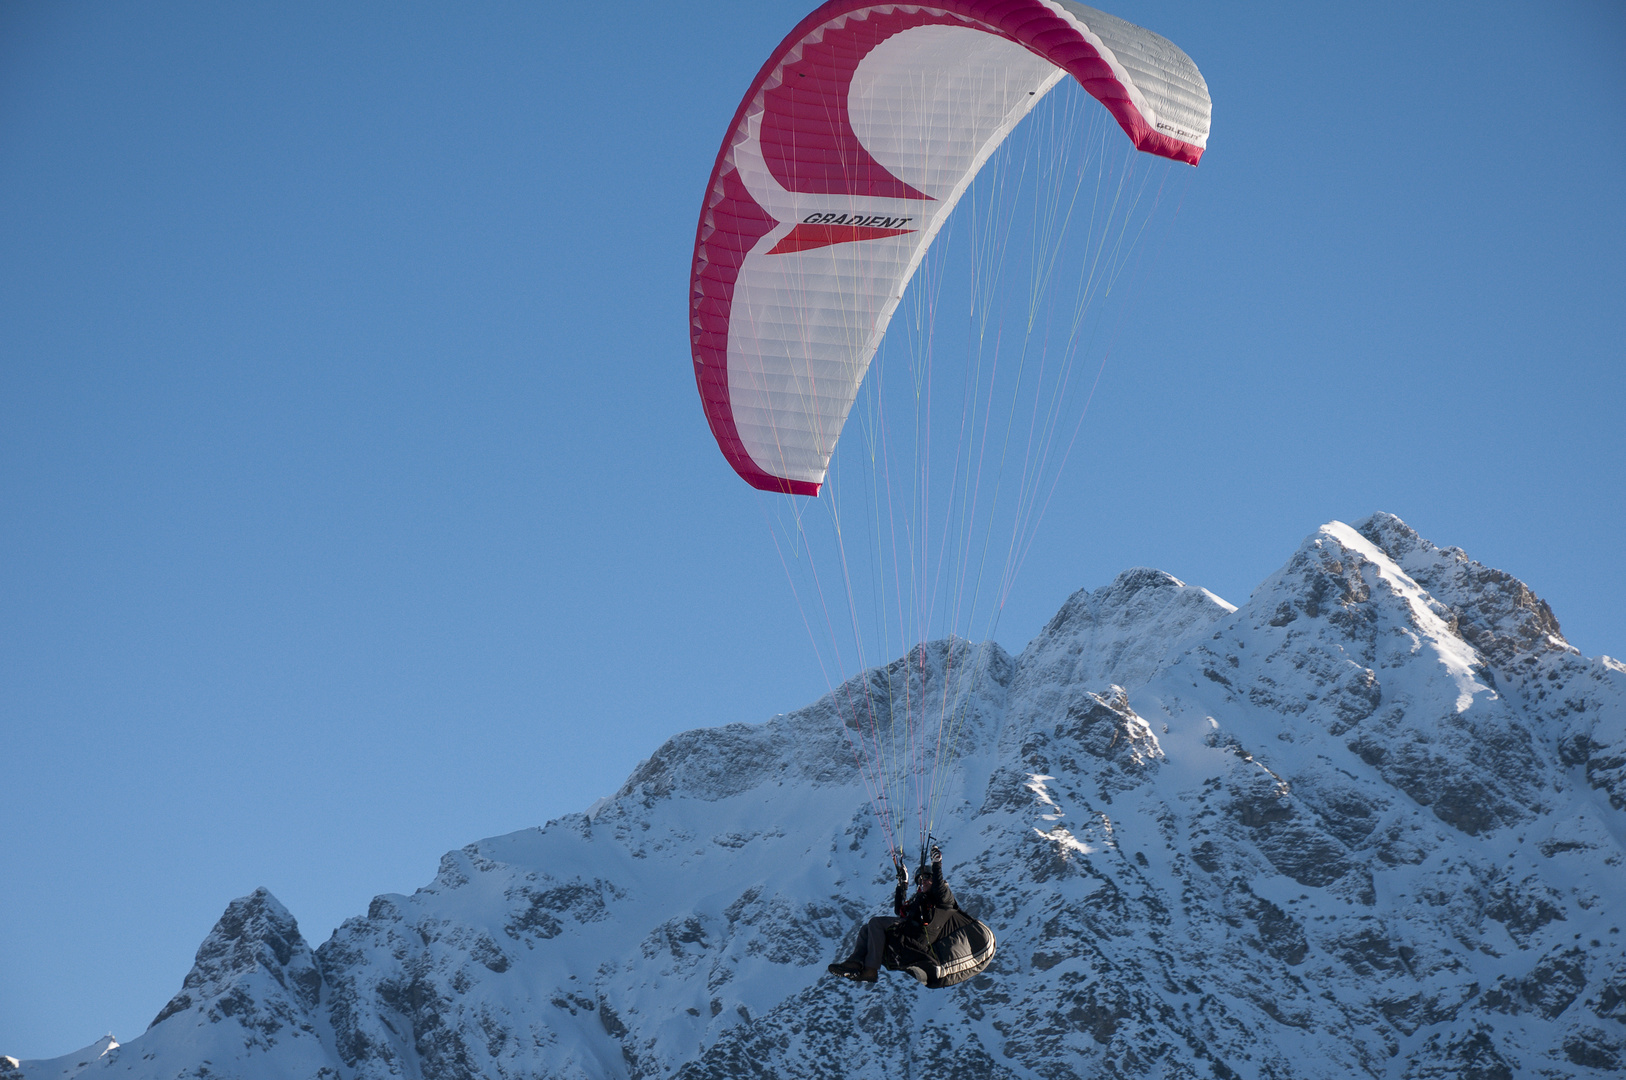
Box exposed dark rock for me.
[1486,946,1587,1019]
[1485,877,1567,944]
[1239,891,1308,966]
[1564,1028,1623,1070]
[1378,991,1467,1037]
[1334,926,1410,978]
[1402,1023,1514,1080]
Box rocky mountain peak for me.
[1355,512,1571,667]
[1012,566,1234,735]
[153,884,315,1021]
[15,516,1626,1080]
[1030,567,1235,664]
[150,886,320,1030]
[134,887,339,1078]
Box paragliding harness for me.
[883,838,997,989]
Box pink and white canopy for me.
[690,0,1210,495]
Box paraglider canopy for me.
[690,0,1211,495]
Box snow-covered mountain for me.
[9,514,1623,1079]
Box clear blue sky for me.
[3,0,1621,1058]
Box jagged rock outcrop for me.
[149,887,323,1036]
[1356,512,1626,815]
[14,515,1624,1079]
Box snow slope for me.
[11,514,1624,1079]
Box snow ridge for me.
[12,514,1625,1079]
